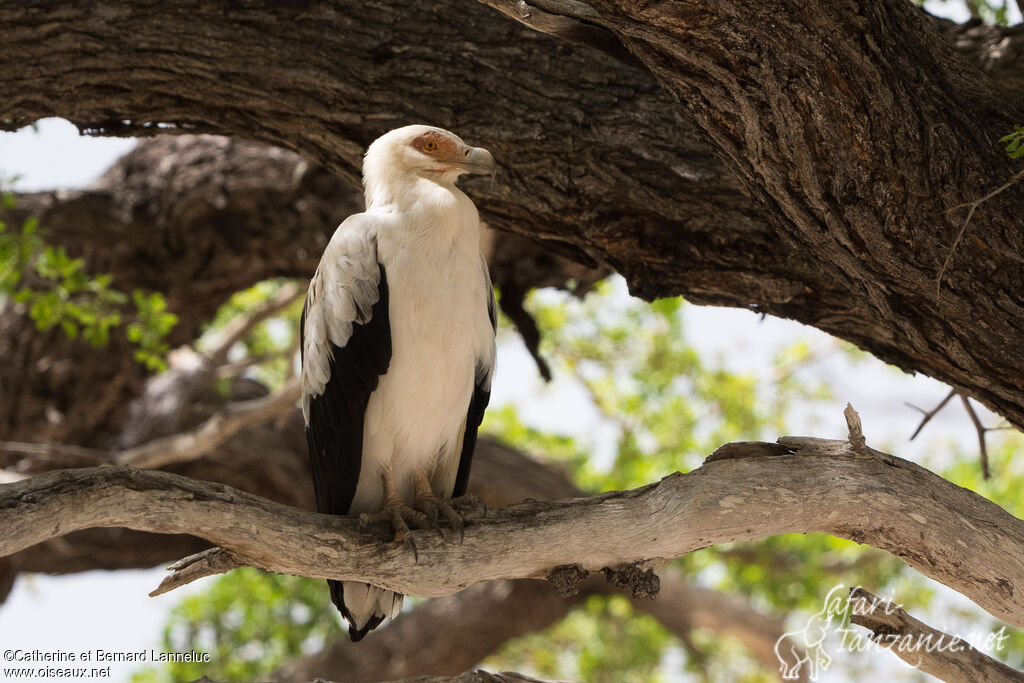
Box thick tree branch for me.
[2,431,796,679]
[849,587,1024,681]
[3,429,1023,630]
[5,1,1024,432]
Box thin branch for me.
[906,388,1005,478]
[937,168,1024,298]
[0,378,300,475]
[961,393,993,480]
[205,281,303,368]
[0,441,110,471]
[114,378,300,468]
[4,421,1024,630]
[215,351,287,379]
[906,388,956,441]
[849,587,1024,681]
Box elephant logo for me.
[775,585,849,680]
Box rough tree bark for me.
[3,0,1024,428]
[4,412,1024,635]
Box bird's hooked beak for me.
[458,145,496,178]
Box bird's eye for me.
[423,140,438,152]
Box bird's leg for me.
[358,468,430,560]
[412,471,445,537]
[413,470,468,542]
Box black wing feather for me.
[303,263,391,638]
[303,263,391,516]
[452,286,496,498]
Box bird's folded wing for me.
[301,216,392,516]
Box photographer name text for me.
[4,649,211,664]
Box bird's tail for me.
[329,580,403,641]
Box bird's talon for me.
[406,534,419,563]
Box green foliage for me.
[128,290,179,371]
[196,279,303,392]
[1002,125,1024,160]
[493,595,672,683]
[943,433,1024,515]
[523,279,830,491]
[131,569,339,683]
[0,195,177,371]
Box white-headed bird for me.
[300,125,497,641]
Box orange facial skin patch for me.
[412,131,458,159]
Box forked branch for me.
[2,410,1023,631]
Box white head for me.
[362,125,495,206]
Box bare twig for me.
[115,378,300,468]
[849,587,1024,681]
[0,378,300,474]
[937,168,1024,298]
[906,388,1005,478]
[960,393,993,480]
[151,548,244,596]
[906,388,956,441]
[4,428,1024,629]
[205,281,303,368]
[844,403,866,452]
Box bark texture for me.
[3,0,1024,427]
[4,426,1024,632]
[2,428,796,679]
[849,587,1024,681]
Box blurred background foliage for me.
[0,191,178,371]
[125,272,1023,682]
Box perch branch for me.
[3,416,1024,629]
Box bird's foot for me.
[414,489,468,542]
[357,470,437,562]
[358,503,428,561]
[451,492,487,519]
